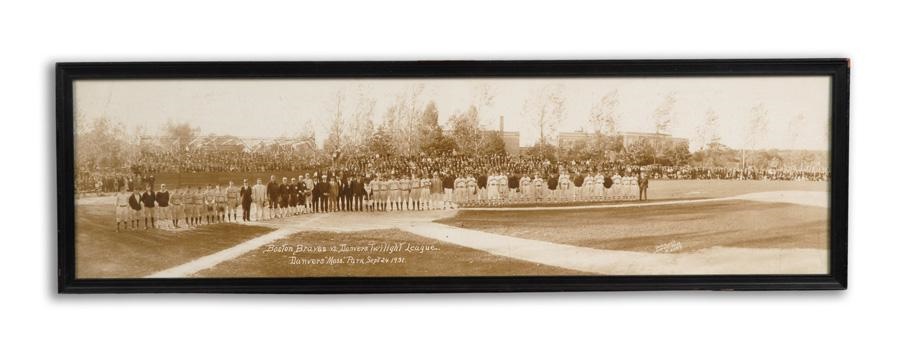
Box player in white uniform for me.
[170,187,184,229]
[487,174,499,204]
[225,181,239,222]
[532,174,545,202]
[582,173,595,202]
[611,173,623,200]
[595,173,606,200]
[115,187,130,232]
[499,173,509,203]
[454,175,467,205]
[389,176,401,212]
[409,174,420,211]
[558,172,571,202]
[519,175,532,202]
[379,175,390,212]
[466,174,477,205]
[419,176,431,210]
[630,175,639,200]
[188,186,202,226]
[370,176,381,211]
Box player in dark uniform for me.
[297,177,306,214]
[288,177,299,216]
[140,184,156,230]
[278,177,289,218]
[128,189,142,230]
[155,184,171,229]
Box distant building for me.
[479,116,521,155]
[620,131,689,150]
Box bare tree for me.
[472,83,497,128]
[746,103,770,151]
[695,108,722,150]
[522,85,566,147]
[788,112,807,149]
[323,91,346,155]
[590,89,620,136]
[652,92,677,134]
[381,85,425,155]
[345,92,377,154]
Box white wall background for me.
[2,1,894,358]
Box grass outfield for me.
[195,229,585,277]
[641,179,826,200]
[436,200,828,253]
[102,172,828,198]
[75,202,275,278]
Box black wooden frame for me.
[56,59,849,293]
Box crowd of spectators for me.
[76,149,830,194]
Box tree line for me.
[75,85,823,171]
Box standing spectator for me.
[240,179,253,221]
[328,176,340,212]
[341,175,353,211]
[351,175,364,212]
[639,170,650,201]
[251,178,267,221]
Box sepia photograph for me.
[67,69,836,282]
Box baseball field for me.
[74,179,829,278]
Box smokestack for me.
[499,115,504,133]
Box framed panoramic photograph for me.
[57,59,849,293]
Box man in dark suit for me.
[328,177,340,212]
[350,175,365,212]
[638,170,650,201]
[239,179,253,221]
[341,176,353,211]
[311,176,321,213]
[318,175,331,212]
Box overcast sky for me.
[75,76,831,151]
